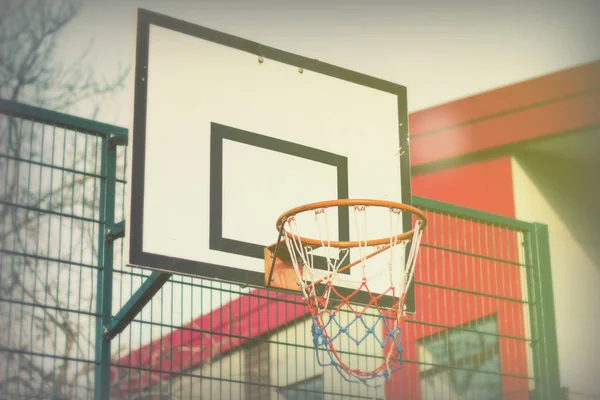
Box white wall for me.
[269,313,387,400]
[511,156,600,398]
[169,349,246,400]
[160,311,390,399]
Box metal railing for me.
[0,99,561,400]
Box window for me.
[278,375,324,400]
[418,315,504,399]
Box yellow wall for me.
[511,155,600,398]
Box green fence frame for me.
[0,99,562,399]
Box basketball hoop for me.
[265,199,427,386]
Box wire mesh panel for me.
[386,201,535,400]
[108,282,393,399]
[0,107,107,398]
[0,100,560,400]
[106,204,542,400]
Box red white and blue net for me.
[279,201,425,387]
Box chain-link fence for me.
[0,99,561,399]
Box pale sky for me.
[55,0,600,126]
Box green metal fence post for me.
[526,223,562,399]
[532,223,563,399]
[523,228,545,399]
[94,136,118,400]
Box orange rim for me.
[275,199,427,248]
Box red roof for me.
[409,60,600,168]
[110,289,307,397]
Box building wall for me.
[511,155,600,397]
[412,157,515,215]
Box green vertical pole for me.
[523,228,543,399]
[94,137,118,399]
[532,223,563,399]
[94,138,107,400]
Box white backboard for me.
[127,9,413,305]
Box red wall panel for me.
[410,61,600,135]
[413,156,515,216]
[386,157,529,399]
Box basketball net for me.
[278,201,425,387]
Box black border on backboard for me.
[128,8,414,310]
[209,122,350,275]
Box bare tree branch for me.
[0,0,128,397]
[0,0,128,110]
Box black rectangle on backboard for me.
[209,122,350,274]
